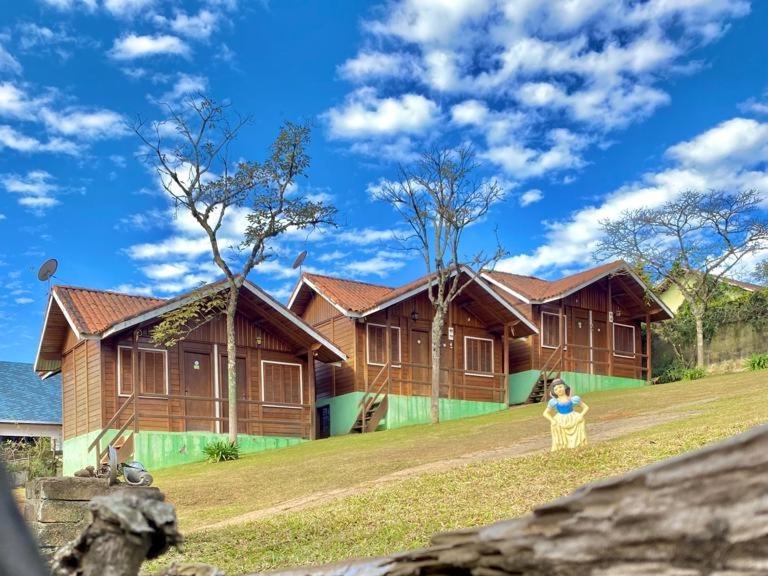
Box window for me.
[613,323,636,358]
[541,311,567,349]
[261,361,303,405]
[464,336,494,376]
[118,347,167,396]
[366,324,401,366]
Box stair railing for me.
[88,392,137,468]
[359,362,389,432]
[534,345,563,402]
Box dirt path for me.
[192,410,691,534]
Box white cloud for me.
[519,189,543,207]
[329,0,749,179]
[325,88,440,139]
[337,227,400,246]
[0,44,21,75]
[450,99,488,126]
[109,34,190,60]
[317,250,347,262]
[159,73,208,102]
[498,115,768,277]
[0,125,78,155]
[103,0,157,17]
[343,250,408,277]
[142,262,190,280]
[15,297,34,305]
[38,0,97,10]
[0,83,41,120]
[1,170,60,213]
[40,107,127,140]
[163,9,220,40]
[339,51,417,81]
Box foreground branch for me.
[51,488,181,576]
[264,423,768,576]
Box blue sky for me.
[1,0,767,362]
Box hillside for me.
[149,372,767,574]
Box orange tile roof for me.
[53,286,164,335]
[303,273,395,313]
[485,260,627,302]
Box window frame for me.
[365,323,402,367]
[463,335,495,378]
[260,360,304,409]
[541,311,568,350]
[612,322,636,358]
[117,345,169,397]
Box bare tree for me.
[136,96,336,443]
[375,146,505,423]
[595,189,768,368]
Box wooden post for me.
[308,346,318,440]
[132,329,139,433]
[607,276,614,377]
[502,322,510,406]
[558,301,565,372]
[385,309,392,395]
[646,313,652,384]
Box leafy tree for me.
[374,146,505,423]
[596,190,768,368]
[136,96,336,442]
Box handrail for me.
[360,362,390,432]
[359,363,389,406]
[95,414,134,464]
[88,392,135,452]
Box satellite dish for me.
[37,258,58,282]
[292,250,307,270]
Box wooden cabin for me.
[288,267,539,436]
[34,280,346,474]
[481,260,674,404]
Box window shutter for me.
[120,348,133,394]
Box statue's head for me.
[551,378,570,399]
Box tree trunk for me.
[430,306,446,424]
[226,287,239,444]
[693,307,705,369]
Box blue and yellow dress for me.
[548,396,587,451]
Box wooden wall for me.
[304,291,506,404]
[61,336,101,441]
[74,311,313,439]
[508,283,645,379]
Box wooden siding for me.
[509,281,647,379]
[98,312,312,439]
[61,339,102,440]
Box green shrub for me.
[1,438,59,480]
[746,353,768,371]
[681,367,706,381]
[657,364,686,384]
[202,439,239,463]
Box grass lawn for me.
[148,372,767,574]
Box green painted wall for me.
[507,370,541,405]
[133,431,305,470]
[321,392,506,435]
[317,392,366,436]
[62,429,120,476]
[63,429,305,474]
[507,370,646,405]
[558,371,645,394]
[385,395,506,428]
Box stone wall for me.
[24,477,159,560]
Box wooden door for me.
[220,356,248,435]
[183,351,213,432]
[410,330,430,396]
[316,404,330,439]
[592,317,607,375]
[570,308,591,373]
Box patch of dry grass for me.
[149,382,765,574]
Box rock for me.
[27,477,110,502]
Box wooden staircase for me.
[350,363,389,434]
[526,345,562,404]
[89,393,137,469]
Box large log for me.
[51,487,182,576]
[264,423,768,576]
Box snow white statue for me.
[543,378,589,451]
